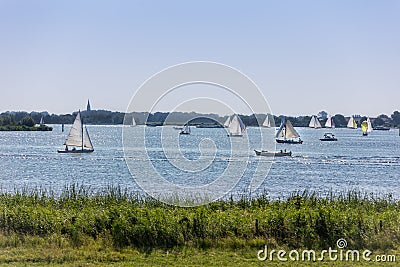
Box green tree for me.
[333,114,347,127]
[0,115,15,126]
[391,111,400,126]
[373,117,385,126]
[20,116,35,127]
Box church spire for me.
[87,99,91,111]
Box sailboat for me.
[131,116,137,127]
[180,124,191,135]
[227,114,246,137]
[276,119,303,144]
[325,115,335,128]
[223,116,231,127]
[39,116,45,126]
[361,118,373,136]
[309,115,322,129]
[347,116,357,129]
[263,114,275,128]
[58,110,94,153]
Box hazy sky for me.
[1,1,399,117]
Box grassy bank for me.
[0,186,399,265]
[0,125,52,131]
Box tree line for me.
[1,110,400,128]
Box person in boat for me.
[72,147,76,151]
[280,150,283,153]
[65,145,69,151]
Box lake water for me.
[0,125,399,199]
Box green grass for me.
[0,186,399,265]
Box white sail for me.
[131,117,136,127]
[275,121,285,138]
[181,124,190,134]
[285,120,300,139]
[325,115,335,128]
[228,115,245,136]
[64,111,83,147]
[40,116,44,126]
[367,117,373,133]
[309,115,321,128]
[223,116,231,127]
[347,116,357,129]
[84,126,94,149]
[263,114,274,128]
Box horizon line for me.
[1,109,398,119]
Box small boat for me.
[262,113,275,128]
[275,119,303,144]
[320,133,338,141]
[361,118,373,136]
[180,124,191,135]
[254,149,292,157]
[309,115,322,129]
[373,126,390,131]
[325,115,335,128]
[58,110,94,153]
[227,114,246,137]
[347,116,357,129]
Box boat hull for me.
[373,127,390,131]
[254,149,292,157]
[276,139,303,144]
[58,149,94,154]
[320,138,338,141]
[228,134,243,137]
[179,132,190,135]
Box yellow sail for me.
[361,120,368,133]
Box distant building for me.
[87,99,91,112]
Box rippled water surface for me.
[0,125,399,199]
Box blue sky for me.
[1,1,399,116]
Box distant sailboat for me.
[227,114,246,137]
[263,114,275,128]
[309,115,322,129]
[131,116,137,127]
[325,115,335,128]
[39,116,45,126]
[58,110,94,153]
[223,116,231,128]
[361,118,373,136]
[276,119,303,144]
[347,116,357,129]
[180,124,191,135]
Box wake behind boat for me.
[58,110,94,153]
